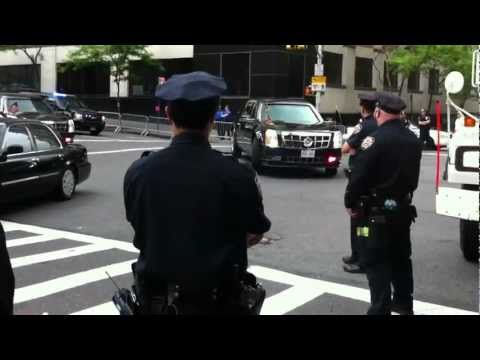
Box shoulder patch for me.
[361,136,375,150]
[352,124,362,135]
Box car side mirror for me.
[6,145,24,156]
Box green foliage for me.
[388,45,476,105]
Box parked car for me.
[0,119,91,207]
[232,99,343,176]
[0,93,75,144]
[43,92,106,136]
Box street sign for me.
[311,76,327,93]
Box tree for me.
[61,45,154,114]
[387,45,476,109]
[0,45,44,90]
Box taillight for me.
[64,137,73,144]
[464,117,476,127]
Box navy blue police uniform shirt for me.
[347,114,378,169]
[344,119,422,209]
[124,132,271,289]
[0,221,15,315]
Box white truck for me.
[435,47,479,262]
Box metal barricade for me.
[99,111,234,145]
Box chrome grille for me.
[282,132,331,149]
[48,122,68,133]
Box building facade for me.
[0,45,476,122]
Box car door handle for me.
[29,158,40,168]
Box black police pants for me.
[363,222,414,315]
[0,222,15,315]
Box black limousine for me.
[0,119,91,207]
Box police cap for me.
[155,71,227,101]
[375,92,406,114]
[358,92,378,105]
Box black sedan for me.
[0,119,91,207]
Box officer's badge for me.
[361,136,375,150]
[352,124,362,135]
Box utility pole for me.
[315,45,324,112]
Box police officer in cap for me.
[341,93,378,274]
[0,221,15,315]
[124,71,271,315]
[344,92,422,315]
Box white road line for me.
[0,221,138,254]
[11,243,112,269]
[14,260,135,304]
[250,266,477,315]
[76,139,170,143]
[71,302,119,315]
[7,234,59,248]
[260,285,325,315]
[88,147,165,155]
[88,145,231,156]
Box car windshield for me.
[7,98,52,114]
[57,96,87,109]
[262,104,323,125]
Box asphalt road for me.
[1,131,478,315]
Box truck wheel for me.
[56,166,77,201]
[460,219,479,262]
[325,168,338,177]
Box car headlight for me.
[332,131,342,148]
[74,113,83,120]
[265,129,279,148]
[68,119,75,133]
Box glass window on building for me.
[194,54,221,76]
[355,57,373,89]
[57,62,110,96]
[383,62,398,90]
[221,53,250,96]
[129,58,193,97]
[0,64,41,92]
[288,54,304,97]
[429,69,440,94]
[323,52,343,87]
[408,71,420,92]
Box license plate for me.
[90,127,97,131]
[301,149,316,158]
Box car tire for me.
[251,137,263,172]
[325,168,338,177]
[460,219,479,262]
[90,130,102,136]
[56,166,77,201]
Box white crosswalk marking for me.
[14,260,135,304]
[11,244,112,269]
[7,234,59,248]
[2,220,478,316]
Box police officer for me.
[417,108,434,148]
[344,92,422,315]
[341,93,378,274]
[0,221,15,315]
[124,72,271,315]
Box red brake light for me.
[464,117,476,127]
